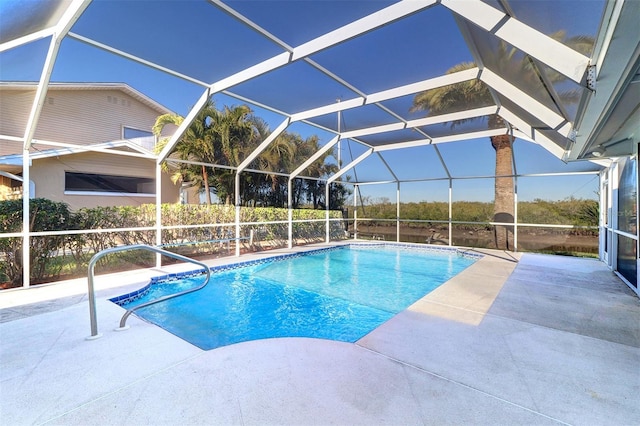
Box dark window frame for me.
[64,172,155,195]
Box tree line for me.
[154,100,349,209]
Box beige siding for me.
[0,89,34,138]
[31,153,180,210]
[0,87,168,155]
[1,84,180,208]
[36,89,161,146]
[0,90,35,156]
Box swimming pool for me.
[113,244,479,350]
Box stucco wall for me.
[31,152,179,210]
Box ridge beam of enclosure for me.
[441,0,590,83]
[338,105,500,142]
[481,69,569,132]
[160,0,439,167]
[500,107,567,158]
[290,68,479,123]
[209,0,437,95]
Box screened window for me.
[65,172,154,195]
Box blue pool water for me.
[117,245,478,350]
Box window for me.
[616,157,638,288]
[65,172,155,195]
[617,157,637,235]
[123,127,153,139]
[123,126,155,150]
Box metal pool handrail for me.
[86,244,211,339]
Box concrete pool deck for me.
[1,243,638,425]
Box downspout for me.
[514,175,519,252]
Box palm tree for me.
[412,64,515,249]
[155,101,260,205]
[412,33,593,250]
[297,136,339,209]
[153,100,218,204]
[258,131,297,206]
[208,105,257,205]
[155,101,347,209]
[210,104,254,166]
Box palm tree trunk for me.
[202,165,211,205]
[491,134,515,250]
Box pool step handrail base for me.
[86,244,211,340]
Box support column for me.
[396,182,400,242]
[514,175,519,252]
[448,179,453,246]
[511,126,518,252]
[17,0,91,287]
[235,172,241,257]
[21,149,30,288]
[21,37,58,289]
[287,179,293,249]
[155,162,163,267]
[353,184,358,239]
[325,183,330,243]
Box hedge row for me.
[0,199,344,286]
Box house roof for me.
[1,0,638,183]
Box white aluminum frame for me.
[1,0,618,288]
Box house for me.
[0,82,180,210]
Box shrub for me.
[0,198,78,285]
[0,201,346,286]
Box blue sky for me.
[0,0,604,203]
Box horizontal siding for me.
[35,90,162,145]
[1,85,180,209]
[0,139,23,157]
[0,89,34,138]
[0,87,168,156]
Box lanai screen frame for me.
[0,0,619,287]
